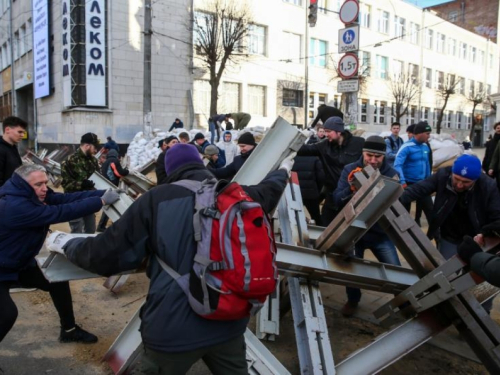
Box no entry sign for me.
[339,0,359,25]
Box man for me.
[178,132,190,144]
[0,116,28,187]
[385,122,404,166]
[333,136,401,316]
[394,121,433,226]
[228,112,252,130]
[311,104,344,128]
[59,144,292,374]
[406,124,415,139]
[483,122,500,172]
[307,126,325,144]
[190,133,210,154]
[209,114,227,144]
[212,132,257,180]
[203,145,225,170]
[169,118,184,132]
[216,131,239,166]
[97,149,130,232]
[0,164,120,343]
[298,116,365,225]
[156,136,178,184]
[103,136,120,153]
[61,133,101,233]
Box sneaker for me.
[341,301,358,317]
[59,325,98,343]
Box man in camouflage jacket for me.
[61,133,101,233]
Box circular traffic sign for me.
[339,0,359,25]
[338,53,359,79]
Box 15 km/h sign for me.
[338,53,359,79]
[338,25,360,53]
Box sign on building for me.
[86,0,106,106]
[33,0,50,99]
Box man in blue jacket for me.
[394,121,433,225]
[333,136,401,317]
[0,164,120,343]
[59,144,293,374]
[384,122,404,166]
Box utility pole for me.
[143,0,152,138]
[9,0,16,116]
[304,8,309,129]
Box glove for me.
[480,221,500,238]
[457,235,483,264]
[101,189,121,206]
[279,153,296,175]
[81,179,95,190]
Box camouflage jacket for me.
[61,148,99,193]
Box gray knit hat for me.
[323,116,344,132]
[363,136,386,155]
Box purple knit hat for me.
[165,144,203,175]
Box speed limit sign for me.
[338,53,358,79]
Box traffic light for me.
[309,0,318,27]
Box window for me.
[394,16,405,39]
[406,106,416,125]
[478,82,484,94]
[409,63,419,83]
[309,38,327,67]
[360,99,368,122]
[470,46,477,63]
[456,112,463,129]
[459,77,465,95]
[467,115,472,130]
[448,38,456,56]
[409,22,419,44]
[391,103,396,123]
[0,47,3,70]
[478,50,485,65]
[449,10,459,22]
[283,0,302,5]
[376,55,388,79]
[309,92,327,119]
[436,71,444,90]
[377,10,389,34]
[459,42,467,59]
[318,0,327,14]
[392,59,403,79]
[360,51,371,76]
[193,80,211,115]
[424,68,432,88]
[374,101,386,124]
[248,24,266,56]
[19,25,26,56]
[490,53,494,68]
[248,85,266,116]
[282,89,303,107]
[2,42,9,67]
[446,111,453,128]
[434,109,440,127]
[25,19,32,52]
[359,4,370,28]
[221,82,240,112]
[436,33,445,53]
[422,107,430,122]
[13,31,19,60]
[488,84,492,94]
[283,32,301,62]
[469,80,475,97]
[425,29,433,49]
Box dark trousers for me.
[303,198,322,226]
[321,192,338,227]
[133,334,248,375]
[403,182,433,227]
[0,266,75,342]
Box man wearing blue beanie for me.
[400,154,500,313]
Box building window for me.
[470,46,477,63]
[449,10,459,22]
[360,51,371,76]
[436,33,445,53]
[26,19,32,52]
[424,68,432,88]
[2,42,9,67]
[488,84,492,94]
[459,42,467,59]
[222,82,240,112]
[248,85,266,116]
[422,107,430,122]
[377,10,389,34]
[282,89,303,107]
[309,38,327,67]
[392,59,403,79]
[193,80,211,115]
[309,92,327,119]
[469,80,475,97]
[0,92,12,121]
[459,77,465,95]
[448,38,456,56]
[446,111,453,128]
[360,99,368,122]
[394,16,405,39]
[13,31,19,60]
[425,29,433,49]
[374,101,386,124]
[436,71,444,90]
[409,22,419,44]
[248,24,266,56]
[283,0,302,5]
[360,4,371,28]
[490,53,494,68]
[0,48,3,70]
[283,32,301,62]
[19,25,26,56]
[376,55,388,79]
[406,105,416,125]
[409,63,419,83]
[467,115,472,130]
[457,111,463,129]
[478,82,484,94]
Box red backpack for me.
[155,178,278,320]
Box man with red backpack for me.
[57,143,293,374]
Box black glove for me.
[457,236,483,264]
[480,221,500,238]
[81,179,95,190]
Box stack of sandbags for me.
[126,129,166,170]
[429,134,463,171]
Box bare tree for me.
[435,74,460,134]
[388,72,420,123]
[193,0,251,116]
[467,89,488,142]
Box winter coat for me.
[291,156,325,200]
[394,138,431,184]
[0,173,104,281]
[297,131,364,192]
[61,148,100,193]
[483,133,500,171]
[155,150,167,185]
[384,135,404,166]
[169,121,184,131]
[311,105,344,128]
[212,148,255,180]
[400,167,500,240]
[470,252,500,287]
[216,132,239,166]
[65,164,288,353]
[0,138,22,187]
[101,149,129,186]
[104,140,120,152]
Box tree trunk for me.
[469,102,479,142]
[436,94,450,135]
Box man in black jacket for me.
[298,116,364,225]
[483,122,500,172]
[311,104,343,128]
[0,116,28,187]
[60,143,292,374]
[212,132,257,181]
[155,136,178,184]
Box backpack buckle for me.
[208,261,226,271]
[200,207,221,219]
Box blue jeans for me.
[208,122,220,144]
[346,235,401,303]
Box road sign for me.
[339,0,359,24]
[338,53,359,79]
[337,79,359,93]
[338,25,360,53]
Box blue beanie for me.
[323,116,344,132]
[165,144,203,175]
[452,154,481,181]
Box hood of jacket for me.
[222,131,232,142]
[106,149,119,159]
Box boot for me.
[341,301,358,317]
[59,325,98,343]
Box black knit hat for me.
[406,124,415,134]
[194,132,205,141]
[81,132,100,148]
[164,135,178,145]
[413,121,432,134]
[158,139,164,148]
[238,132,256,146]
[323,116,344,132]
[363,136,386,155]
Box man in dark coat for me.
[59,144,292,374]
[155,136,178,184]
[0,164,119,343]
[298,116,364,225]
[483,122,500,172]
[190,133,210,154]
[0,116,28,187]
[311,104,343,128]
[333,136,401,317]
[212,132,257,181]
[104,136,120,153]
[168,118,184,131]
